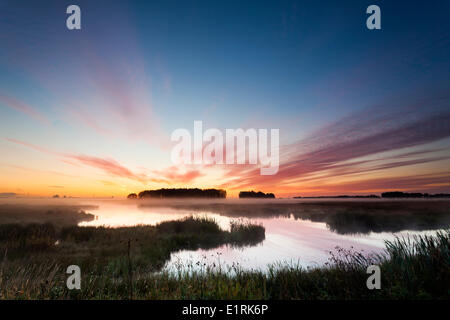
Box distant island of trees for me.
[295,195,380,199]
[293,192,450,199]
[128,188,276,199]
[129,188,226,199]
[381,192,450,198]
[239,191,275,199]
[127,189,450,200]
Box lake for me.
[77,198,450,272]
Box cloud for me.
[0,4,170,149]
[151,166,203,184]
[4,92,450,194]
[258,172,450,197]
[99,180,119,187]
[5,164,78,178]
[5,138,201,185]
[6,138,148,182]
[68,154,148,182]
[315,172,450,195]
[0,92,49,125]
[220,94,450,192]
[5,138,57,155]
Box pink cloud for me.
[219,95,450,193]
[5,138,57,155]
[67,154,148,182]
[151,166,203,184]
[6,138,148,182]
[0,92,49,125]
[5,138,201,185]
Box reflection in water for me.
[156,200,450,235]
[164,217,440,272]
[77,199,450,271]
[78,201,194,227]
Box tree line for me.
[128,188,226,199]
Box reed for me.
[0,222,448,299]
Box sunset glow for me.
[0,1,449,198]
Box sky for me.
[0,0,449,198]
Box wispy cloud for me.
[67,154,149,182]
[5,138,202,185]
[4,91,450,195]
[0,92,49,125]
[6,138,148,182]
[5,138,57,155]
[0,3,169,149]
[5,164,78,178]
[151,166,203,184]
[219,94,450,193]
[99,180,119,187]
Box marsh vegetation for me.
[151,200,450,234]
[0,201,449,299]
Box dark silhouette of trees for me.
[382,191,450,198]
[137,188,226,199]
[239,191,275,199]
[127,193,137,199]
[299,195,380,199]
[382,191,423,198]
[427,193,450,198]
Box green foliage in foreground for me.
[0,222,448,299]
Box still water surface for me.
[78,199,446,272]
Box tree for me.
[138,188,226,199]
[239,191,275,199]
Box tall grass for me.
[381,231,450,298]
[0,229,448,299]
[229,219,265,246]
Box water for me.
[77,199,448,272]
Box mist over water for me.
[1,197,448,272]
[24,197,446,272]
